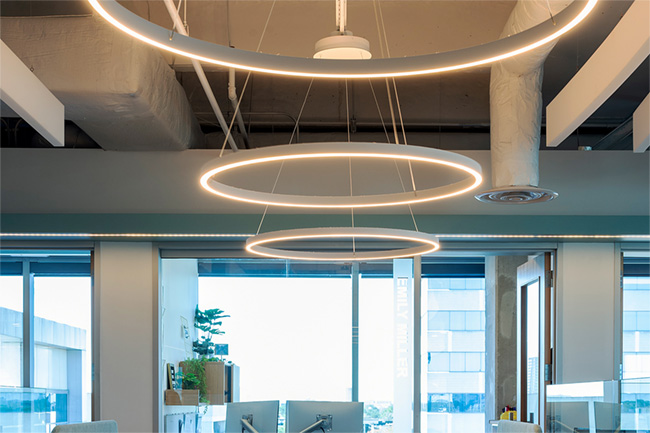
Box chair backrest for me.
[51,420,118,433]
[497,420,543,433]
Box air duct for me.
[476,0,567,204]
[0,15,203,151]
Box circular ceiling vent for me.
[475,186,558,204]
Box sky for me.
[198,276,395,403]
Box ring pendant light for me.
[88,0,597,79]
[245,227,441,261]
[200,142,483,208]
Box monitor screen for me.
[225,400,280,433]
[285,401,364,433]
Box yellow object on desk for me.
[500,410,517,421]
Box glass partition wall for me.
[622,252,650,380]
[161,255,487,433]
[421,258,486,433]
[0,251,93,433]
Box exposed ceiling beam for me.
[546,0,650,147]
[0,40,64,147]
[633,93,650,153]
[592,117,633,150]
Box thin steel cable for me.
[183,0,187,31]
[346,79,356,254]
[289,79,314,145]
[369,74,418,228]
[219,0,277,157]
[226,0,232,47]
[392,79,408,146]
[257,76,312,234]
[545,0,557,25]
[349,157,356,254]
[219,72,251,157]
[376,0,417,196]
[377,0,419,231]
[372,0,387,58]
[391,77,417,193]
[345,80,351,142]
[368,80,392,143]
[373,0,399,144]
[256,159,285,235]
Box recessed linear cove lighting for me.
[200,142,483,208]
[1,233,648,240]
[245,227,441,261]
[87,0,598,79]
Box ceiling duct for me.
[0,15,203,151]
[476,0,567,204]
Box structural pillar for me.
[485,255,527,432]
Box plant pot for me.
[164,389,199,406]
[204,361,226,405]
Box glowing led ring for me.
[200,142,483,208]
[89,0,597,79]
[246,227,441,261]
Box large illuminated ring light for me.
[200,142,483,208]
[246,227,441,261]
[89,0,597,79]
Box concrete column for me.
[94,242,157,433]
[485,255,527,431]
[556,243,621,383]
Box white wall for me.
[160,259,198,417]
[556,243,621,384]
[2,148,649,216]
[94,242,157,433]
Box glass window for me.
[450,312,465,331]
[199,276,352,402]
[359,276,394,430]
[449,353,465,372]
[428,353,449,373]
[466,312,481,331]
[423,273,485,433]
[622,253,650,379]
[465,353,481,372]
[0,275,23,387]
[0,252,92,432]
[428,312,449,331]
[34,276,92,422]
[526,280,540,424]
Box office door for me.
[517,253,553,429]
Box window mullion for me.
[413,255,422,433]
[352,262,359,402]
[22,260,34,388]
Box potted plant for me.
[192,306,229,357]
[180,306,234,405]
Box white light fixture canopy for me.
[199,142,483,208]
[88,0,598,79]
[314,32,372,60]
[246,227,441,261]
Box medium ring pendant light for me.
[200,142,483,208]
[245,227,441,261]
[88,0,597,79]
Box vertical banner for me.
[394,259,414,433]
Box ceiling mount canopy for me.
[314,0,372,60]
[246,227,441,261]
[199,142,483,209]
[88,0,597,79]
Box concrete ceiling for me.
[0,0,648,226]
[0,0,647,151]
